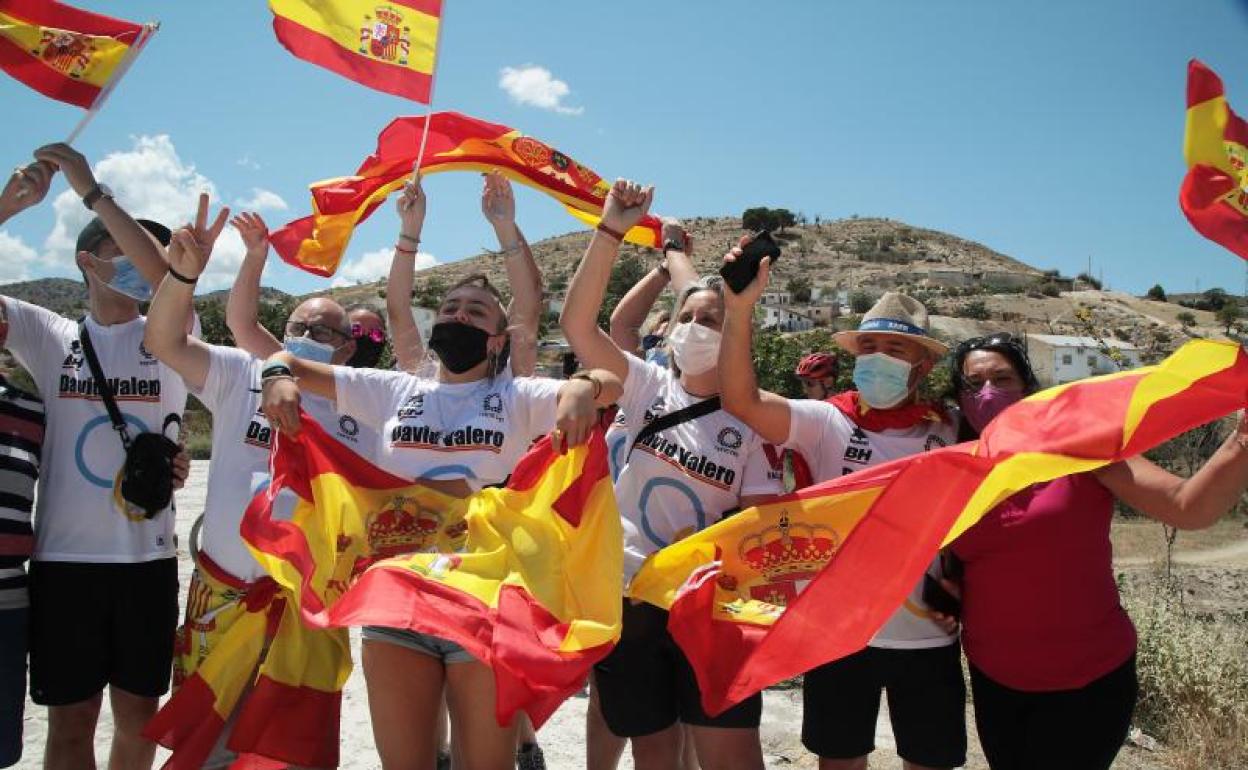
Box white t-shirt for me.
[334,367,562,489]
[784,397,958,649]
[193,345,380,582]
[606,408,630,482]
[1,299,192,563]
[615,356,781,582]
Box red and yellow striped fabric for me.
[1181,59,1248,260]
[241,415,623,727]
[269,0,441,103]
[629,340,1248,715]
[270,111,664,276]
[0,0,144,108]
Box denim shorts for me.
[362,626,476,665]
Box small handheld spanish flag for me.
[269,0,442,103]
[1181,59,1248,260]
[0,0,151,109]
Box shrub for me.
[1177,311,1197,327]
[1127,583,1248,770]
[958,300,990,320]
[1147,284,1167,302]
[1039,282,1061,297]
[848,291,873,314]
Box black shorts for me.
[802,644,967,766]
[28,559,178,706]
[969,656,1137,770]
[593,600,762,738]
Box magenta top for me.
[951,473,1137,691]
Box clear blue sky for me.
[5,0,1248,296]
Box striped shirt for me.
[0,375,44,610]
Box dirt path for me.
[1115,536,1248,568]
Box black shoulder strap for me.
[78,320,131,449]
[626,396,721,462]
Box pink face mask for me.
[959,382,1023,433]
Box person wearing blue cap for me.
[0,144,195,770]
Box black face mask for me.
[346,338,385,369]
[429,321,490,374]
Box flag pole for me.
[412,1,448,174]
[66,21,159,144]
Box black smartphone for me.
[719,230,782,293]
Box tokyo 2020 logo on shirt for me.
[638,477,706,549]
[75,413,148,488]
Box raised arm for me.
[609,266,668,354]
[388,176,427,372]
[227,212,282,358]
[659,218,699,296]
[551,368,624,453]
[259,350,339,436]
[719,246,792,445]
[560,180,655,384]
[482,172,541,376]
[144,201,230,391]
[34,143,182,289]
[1096,414,1248,529]
[0,161,56,226]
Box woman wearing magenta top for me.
[939,333,1248,770]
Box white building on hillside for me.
[762,306,815,332]
[1027,334,1142,385]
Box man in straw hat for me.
[716,243,966,770]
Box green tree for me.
[848,290,872,314]
[413,275,448,309]
[1176,311,1197,327]
[742,207,774,232]
[1146,284,1167,302]
[194,300,233,346]
[1202,287,1229,311]
[959,300,990,320]
[1216,303,1241,333]
[597,255,649,328]
[774,208,797,232]
[786,275,813,303]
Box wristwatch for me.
[662,238,685,255]
[82,183,113,211]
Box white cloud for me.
[499,65,584,115]
[332,247,437,288]
[236,154,261,171]
[40,134,245,290]
[235,188,288,211]
[0,231,38,284]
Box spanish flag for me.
[241,414,623,727]
[269,0,441,103]
[0,0,148,108]
[630,340,1248,714]
[270,111,665,276]
[1181,59,1248,260]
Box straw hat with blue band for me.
[832,291,950,358]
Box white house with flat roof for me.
[1027,334,1143,385]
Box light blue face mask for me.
[92,254,153,302]
[852,352,914,409]
[645,345,670,368]
[283,336,336,364]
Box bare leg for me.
[445,660,518,770]
[586,678,626,770]
[363,638,447,770]
[106,687,159,770]
[679,723,701,770]
[689,725,762,770]
[628,724,682,770]
[44,693,103,770]
[818,757,868,770]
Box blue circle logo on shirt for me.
[638,477,705,549]
[75,413,149,487]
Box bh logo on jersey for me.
[398,394,425,419]
[642,397,666,424]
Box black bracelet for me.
[167,266,197,285]
[261,362,293,380]
[571,371,602,400]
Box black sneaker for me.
[516,742,547,770]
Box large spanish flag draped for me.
[1181,59,1248,260]
[0,0,146,108]
[269,0,441,103]
[143,553,351,769]
[270,111,664,276]
[630,340,1248,714]
[241,414,623,727]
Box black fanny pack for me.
[79,321,179,519]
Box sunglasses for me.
[285,321,349,344]
[954,332,1025,359]
[351,323,387,344]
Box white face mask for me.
[666,322,721,376]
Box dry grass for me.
[1126,577,1248,770]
